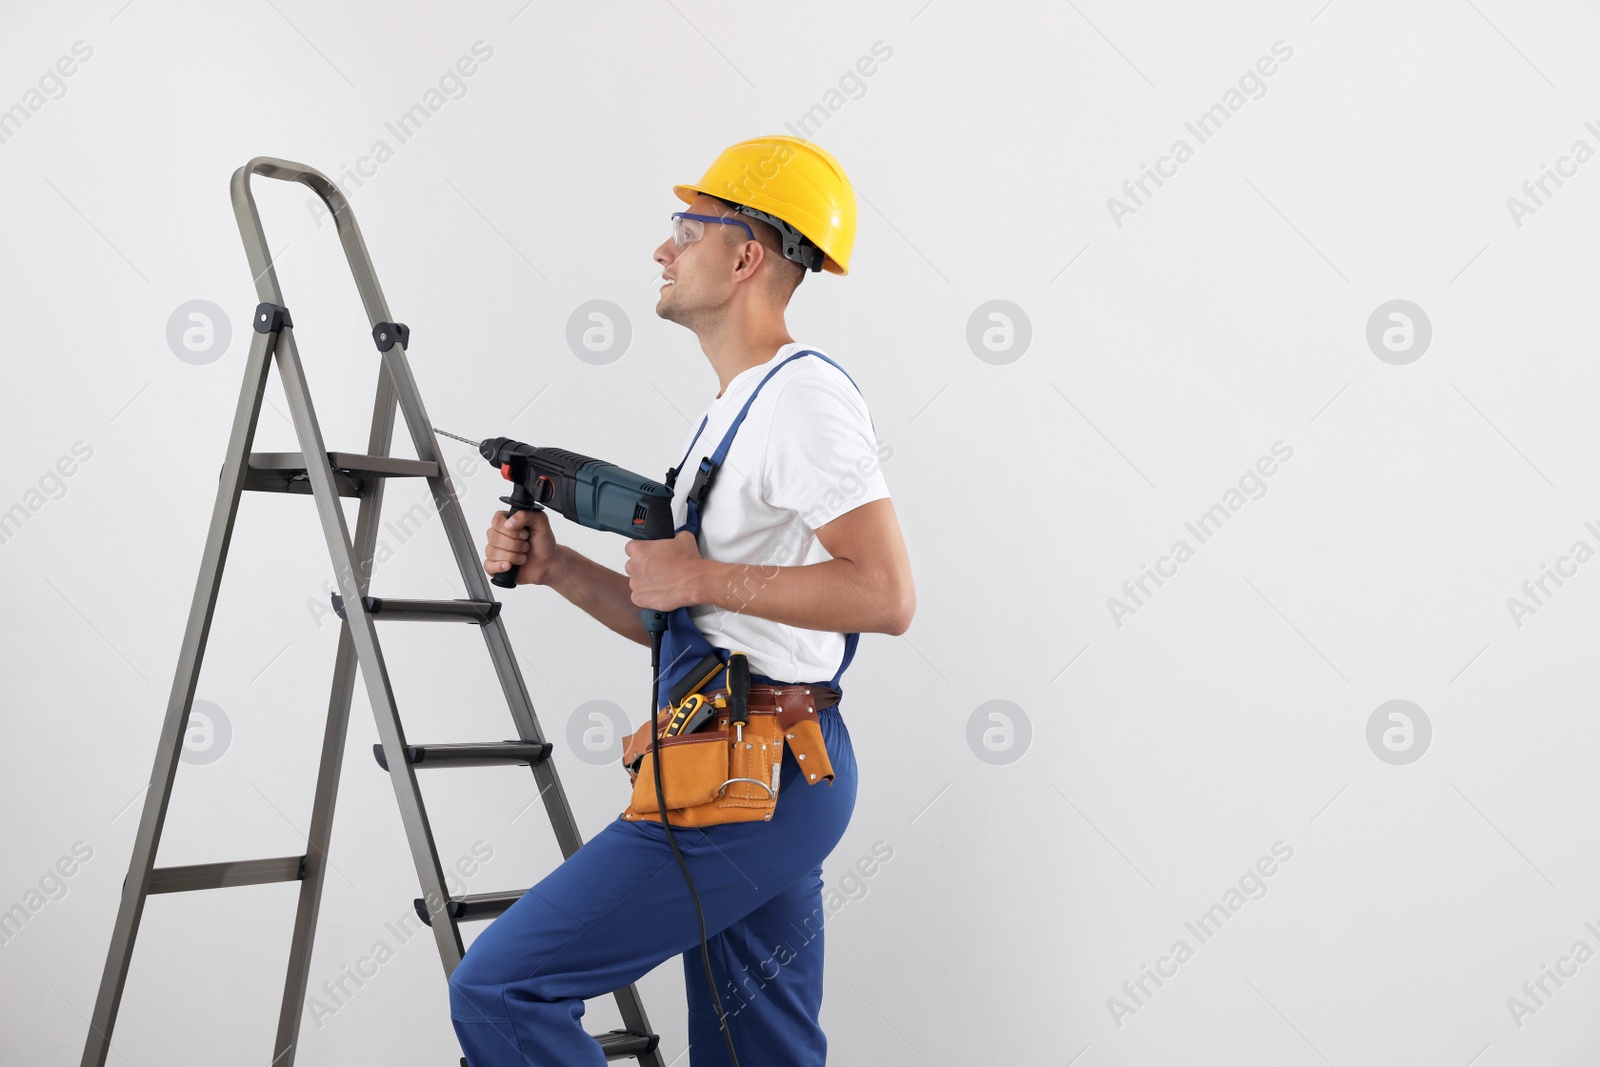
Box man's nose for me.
[653,238,676,268]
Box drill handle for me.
[490,476,546,589]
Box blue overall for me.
[450,351,865,1066]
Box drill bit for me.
[433,427,480,447]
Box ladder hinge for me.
[253,302,292,334]
[372,321,409,352]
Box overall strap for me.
[830,632,859,688]
[679,349,862,534]
[665,414,710,497]
[668,348,868,692]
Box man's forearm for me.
[691,557,911,636]
[544,546,650,646]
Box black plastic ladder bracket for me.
[330,594,383,620]
[372,321,409,352]
[254,302,292,334]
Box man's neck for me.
[700,322,796,398]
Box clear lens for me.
[671,216,704,248]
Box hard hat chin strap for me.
[715,196,825,272]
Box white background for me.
[4,0,1600,1064]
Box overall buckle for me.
[688,457,718,508]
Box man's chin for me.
[655,295,686,324]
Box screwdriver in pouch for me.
[727,653,750,742]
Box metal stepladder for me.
[79,157,665,1067]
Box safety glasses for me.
[670,211,756,249]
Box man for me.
[450,135,914,1067]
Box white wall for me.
[4,0,1600,1063]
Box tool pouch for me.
[783,716,835,785]
[621,701,833,827]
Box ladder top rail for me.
[229,155,394,328]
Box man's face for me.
[653,194,747,326]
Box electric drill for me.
[435,429,675,588]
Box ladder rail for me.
[78,324,279,1067]
[230,156,393,324]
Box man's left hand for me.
[624,531,707,611]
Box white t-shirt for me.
[667,343,890,685]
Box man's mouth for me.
[659,275,675,290]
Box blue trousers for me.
[450,706,857,1066]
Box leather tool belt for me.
[621,683,839,827]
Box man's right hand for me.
[484,508,561,586]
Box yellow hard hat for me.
[673,135,857,275]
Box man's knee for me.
[448,947,504,1018]
[448,928,570,1017]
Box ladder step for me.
[147,856,306,893]
[242,451,439,498]
[458,1030,657,1067]
[595,1029,662,1059]
[372,740,552,771]
[415,889,526,926]
[330,595,502,624]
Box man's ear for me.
[731,237,766,283]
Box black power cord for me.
[644,613,741,1067]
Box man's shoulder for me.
[764,347,865,412]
